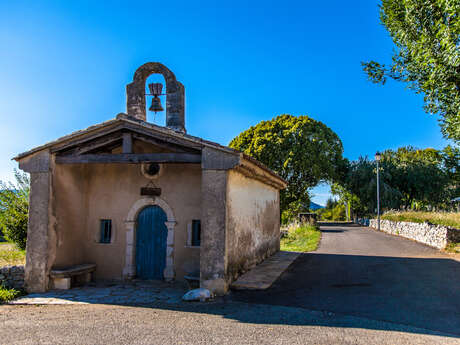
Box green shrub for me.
[0,286,22,303]
[445,242,460,254]
[317,202,346,221]
[0,170,29,250]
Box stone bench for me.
[50,264,96,290]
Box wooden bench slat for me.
[50,264,96,278]
[184,275,200,281]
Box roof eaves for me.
[13,114,286,186]
[240,153,287,187]
[13,118,122,161]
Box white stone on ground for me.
[182,288,213,302]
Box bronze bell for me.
[148,83,164,113]
[149,95,164,113]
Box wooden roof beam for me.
[55,153,201,164]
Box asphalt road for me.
[2,224,459,344]
[233,224,460,336]
[1,302,458,345]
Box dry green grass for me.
[0,243,26,267]
[381,211,460,229]
[280,224,321,252]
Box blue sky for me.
[0,1,450,205]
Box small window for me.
[100,219,112,244]
[191,220,201,247]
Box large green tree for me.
[229,114,346,217]
[441,144,460,198]
[345,156,402,216]
[0,170,29,250]
[381,147,450,208]
[363,0,460,142]
[343,146,455,216]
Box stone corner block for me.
[18,150,51,173]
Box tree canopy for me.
[362,0,460,142]
[341,146,458,216]
[229,114,346,219]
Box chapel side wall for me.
[79,163,201,280]
[53,164,87,267]
[225,169,280,282]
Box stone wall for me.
[0,265,25,289]
[369,219,460,249]
[355,218,370,226]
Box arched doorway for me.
[124,197,176,281]
[135,205,168,279]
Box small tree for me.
[0,170,29,250]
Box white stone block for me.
[182,288,213,302]
[167,231,174,245]
[53,277,71,290]
[126,230,134,246]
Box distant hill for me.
[310,202,325,210]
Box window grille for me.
[191,220,201,247]
[100,219,112,244]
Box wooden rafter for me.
[55,153,202,164]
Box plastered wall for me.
[226,169,280,281]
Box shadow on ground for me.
[9,253,460,338]
[231,253,460,337]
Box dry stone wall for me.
[0,265,25,289]
[369,219,460,249]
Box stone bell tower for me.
[126,62,186,133]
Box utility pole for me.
[375,152,381,231]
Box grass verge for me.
[281,224,321,252]
[381,211,460,229]
[0,243,26,266]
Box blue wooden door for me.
[136,205,168,280]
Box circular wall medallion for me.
[141,163,162,179]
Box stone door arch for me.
[123,197,176,280]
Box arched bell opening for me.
[126,62,186,133]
